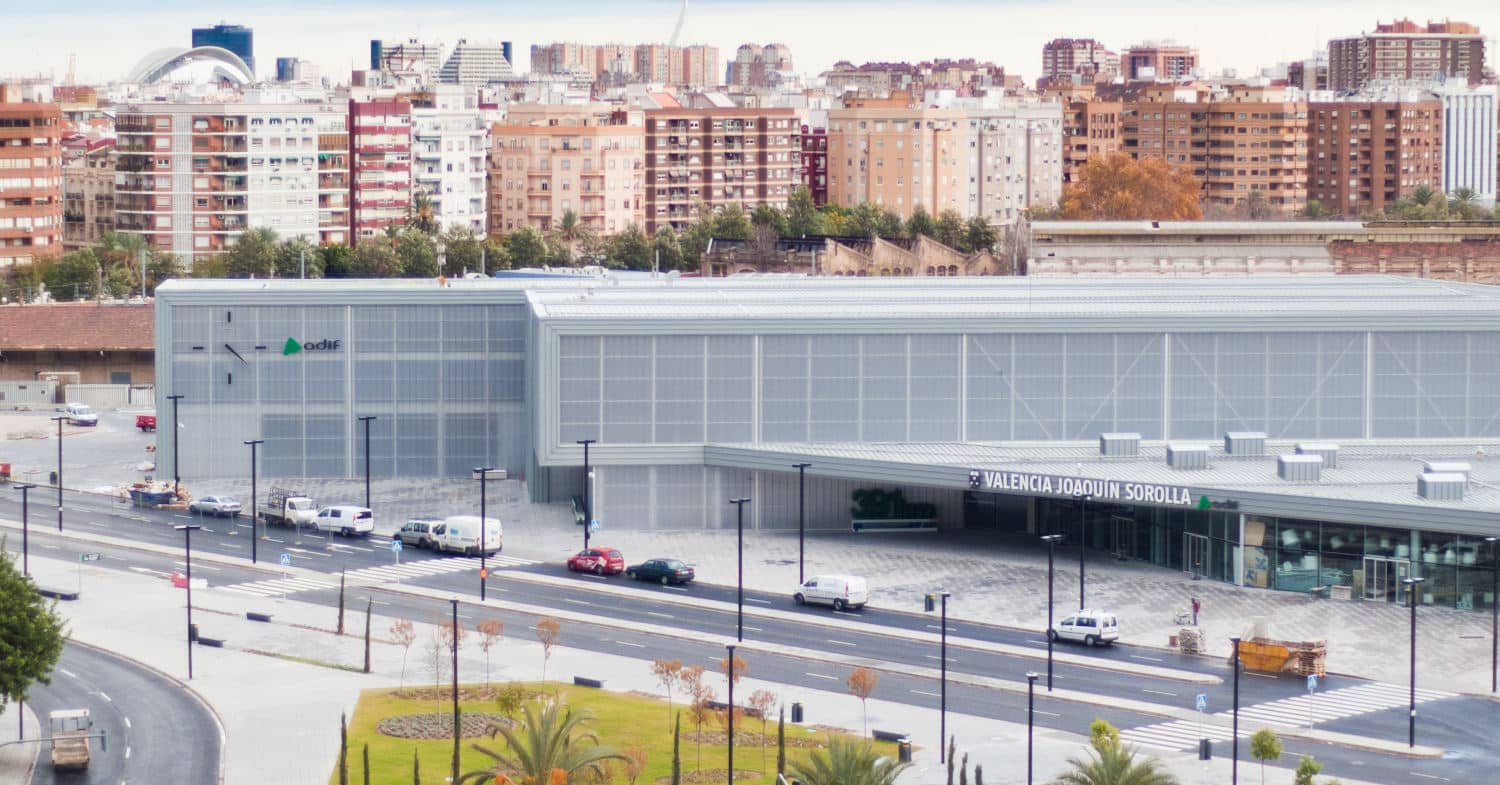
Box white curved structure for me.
[668,0,688,47]
[127,46,255,84]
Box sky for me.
[3,0,1498,86]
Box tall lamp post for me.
[577,439,596,551]
[1488,537,1498,694]
[166,393,184,498]
[1402,575,1425,748]
[475,467,497,600]
[50,415,65,531]
[15,483,36,576]
[357,415,376,510]
[1041,534,1064,691]
[1230,636,1242,785]
[730,497,751,641]
[726,643,737,785]
[449,598,460,784]
[1074,492,1092,609]
[924,590,952,762]
[175,524,202,679]
[244,440,263,565]
[1026,672,1039,785]
[794,462,811,583]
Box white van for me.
[1048,609,1120,647]
[314,505,374,537]
[63,403,98,426]
[793,574,869,611]
[432,515,502,556]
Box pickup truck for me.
[136,414,157,432]
[259,487,318,528]
[49,709,92,770]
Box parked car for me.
[188,495,241,517]
[62,403,98,426]
[135,414,157,432]
[396,518,442,549]
[625,558,695,585]
[1048,609,1120,647]
[314,505,374,537]
[793,574,869,611]
[431,515,502,556]
[567,547,625,575]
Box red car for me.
[136,414,157,432]
[567,547,625,575]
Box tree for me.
[440,616,466,685]
[407,193,439,235]
[747,688,777,772]
[425,626,450,696]
[460,700,627,785]
[275,237,320,279]
[494,682,526,720]
[712,203,753,241]
[395,228,439,278]
[652,227,685,271]
[482,237,512,272]
[363,743,371,785]
[906,206,937,239]
[104,264,135,298]
[390,619,417,689]
[1250,728,1282,785]
[1061,151,1204,221]
[1244,189,1274,221]
[441,224,484,277]
[320,244,355,278]
[222,227,280,278]
[787,737,911,785]
[608,224,653,270]
[751,203,789,237]
[348,242,399,278]
[1301,200,1332,219]
[551,210,594,260]
[43,249,101,301]
[338,712,349,785]
[849,202,885,239]
[846,667,878,735]
[6,263,44,303]
[775,706,785,776]
[688,681,715,770]
[534,617,561,684]
[876,208,905,240]
[1293,755,1322,785]
[1448,188,1486,220]
[506,227,549,268]
[337,568,346,635]
[412,749,420,785]
[1089,719,1121,752]
[475,619,503,687]
[0,548,66,709]
[934,209,967,250]
[1055,719,1175,785]
[719,652,747,696]
[363,597,372,674]
[652,658,683,726]
[671,712,682,785]
[964,216,998,253]
[786,187,824,238]
[679,218,713,270]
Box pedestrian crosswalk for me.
[1120,682,1455,752]
[219,554,538,598]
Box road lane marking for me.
[1245,672,1277,679]
[1131,654,1165,663]
[123,717,131,729]
[457,614,474,620]
[662,586,689,592]
[1142,689,1177,696]
[826,639,857,647]
[909,689,940,697]
[99,691,112,702]
[742,626,763,632]
[1410,774,1449,782]
[1034,710,1060,717]
[617,641,646,648]
[125,746,131,759]
[647,611,675,619]
[745,598,771,605]
[59,668,76,679]
[215,543,242,550]
[563,598,592,606]
[805,673,838,680]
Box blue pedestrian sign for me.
[1195,694,1207,712]
[279,552,292,567]
[1307,674,1318,694]
[390,539,403,553]
[589,519,600,533]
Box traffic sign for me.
[1195,694,1207,712]
[589,519,600,532]
[390,539,403,553]
[79,553,102,562]
[279,553,292,567]
[1307,674,1318,694]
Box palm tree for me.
[1054,736,1177,785]
[459,699,626,785]
[550,210,594,264]
[407,193,439,235]
[786,737,909,785]
[1448,188,1482,219]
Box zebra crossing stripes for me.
[219,554,539,597]
[1121,720,1236,752]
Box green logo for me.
[282,337,303,356]
[1197,495,1212,510]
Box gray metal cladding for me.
[1224,432,1267,456]
[1278,454,1323,482]
[1167,443,1210,470]
[1418,472,1466,501]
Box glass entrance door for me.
[1111,515,1136,560]
[1184,533,1210,578]
[1363,557,1412,603]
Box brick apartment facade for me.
[643,107,798,234]
[1040,38,1120,86]
[797,125,828,206]
[1307,97,1442,217]
[1328,18,1487,92]
[0,96,63,269]
[1122,42,1199,81]
[1053,87,1123,185]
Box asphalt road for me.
[25,642,221,785]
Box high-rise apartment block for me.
[798,125,828,206]
[411,86,489,235]
[530,43,720,88]
[1434,83,1496,206]
[1122,41,1199,81]
[439,40,514,86]
[1050,85,1123,184]
[1307,90,1443,216]
[826,96,964,218]
[729,44,794,88]
[958,101,1064,222]
[643,107,798,233]
[0,96,63,268]
[348,100,411,245]
[192,23,255,73]
[1328,19,1487,92]
[488,104,645,237]
[1041,38,1120,86]
[371,39,445,79]
[275,58,321,84]
[62,139,116,251]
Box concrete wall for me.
[1330,240,1500,283]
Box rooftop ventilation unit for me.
[1278,454,1322,482]
[1167,443,1209,470]
[1418,472,1465,501]
[1423,461,1471,483]
[1099,433,1140,457]
[1295,442,1339,469]
[1224,432,1266,456]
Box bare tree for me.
[652,658,683,726]
[719,652,748,697]
[440,616,466,688]
[475,619,504,687]
[688,680,715,771]
[390,619,417,690]
[424,627,449,703]
[747,688,778,772]
[847,667,879,736]
[534,617,561,685]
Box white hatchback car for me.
[1048,609,1120,647]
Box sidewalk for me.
[0,701,40,785]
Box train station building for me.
[154,275,1500,611]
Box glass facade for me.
[1035,497,1241,583]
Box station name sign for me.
[968,469,1195,507]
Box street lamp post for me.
[475,467,497,601]
[794,462,811,584]
[577,439,596,551]
[50,415,65,531]
[1074,493,1092,609]
[730,497,750,641]
[175,524,201,679]
[1041,534,1063,691]
[449,598,460,785]
[1026,672,1039,785]
[924,590,952,762]
[15,484,36,576]
[244,440,263,565]
[726,643,737,785]
[357,415,376,510]
[1403,575,1426,748]
[166,393,184,498]
[1488,537,1498,694]
[1231,636,1242,785]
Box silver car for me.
[189,495,242,517]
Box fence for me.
[0,381,58,408]
[62,384,156,410]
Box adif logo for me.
[283,337,342,355]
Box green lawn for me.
[334,682,899,785]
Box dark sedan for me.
[625,558,695,585]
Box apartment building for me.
[1329,19,1487,92]
[826,96,964,218]
[439,40,514,86]
[531,43,719,87]
[1040,38,1120,86]
[1307,90,1443,216]
[0,97,63,268]
[1050,85,1123,185]
[115,102,349,264]
[1434,83,1497,206]
[957,100,1064,221]
[1122,41,1199,81]
[1122,85,1308,213]
[371,39,445,78]
[411,86,488,234]
[798,125,828,205]
[348,99,411,245]
[729,44,794,88]
[643,107,798,233]
[62,139,116,251]
[488,104,644,236]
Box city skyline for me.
[4,0,1499,85]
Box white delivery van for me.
[793,574,870,611]
[314,505,374,536]
[432,515,502,556]
[1048,609,1120,646]
[62,403,98,426]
